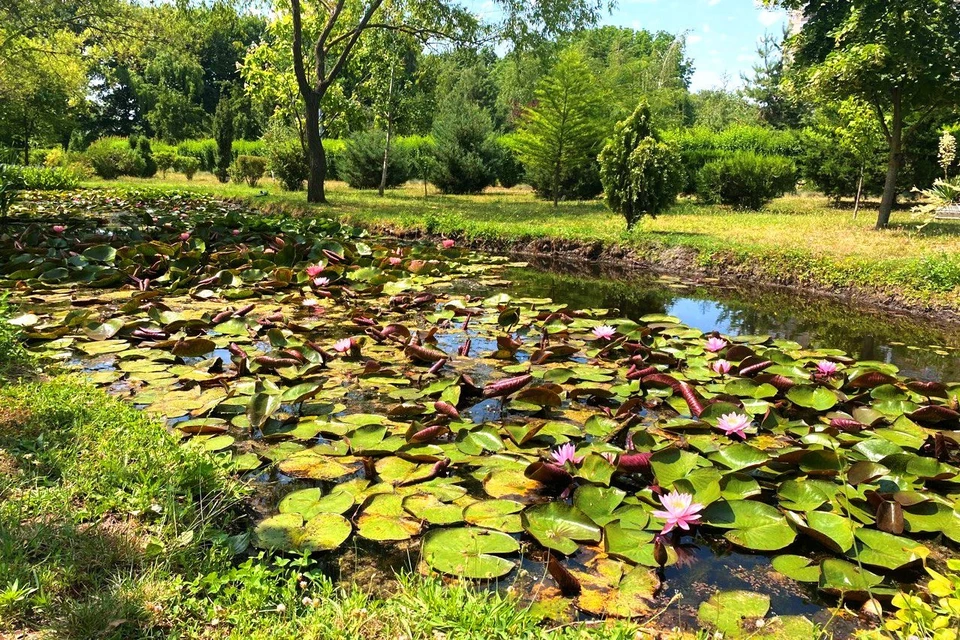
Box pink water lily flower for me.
[592,325,616,341]
[388,257,402,267]
[440,239,456,249]
[313,277,330,288]
[816,360,840,376]
[305,264,324,278]
[232,229,241,236]
[705,337,727,353]
[52,225,66,234]
[717,412,752,439]
[652,490,704,535]
[179,232,191,241]
[551,443,584,466]
[333,338,353,353]
[712,359,732,375]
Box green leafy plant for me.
[85,137,144,179]
[266,134,308,191]
[230,155,267,187]
[599,101,683,228]
[0,165,23,217]
[886,549,960,640]
[155,150,177,177]
[175,155,200,180]
[696,151,797,209]
[430,96,498,195]
[213,94,234,183]
[341,130,410,190]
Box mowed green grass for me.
[87,173,960,303]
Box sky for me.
[469,0,790,92]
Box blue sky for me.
[470,0,790,92]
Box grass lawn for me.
[86,173,960,309]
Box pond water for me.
[500,259,960,383]
[7,191,960,639]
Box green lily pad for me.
[702,500,796,551]
[422,527,519,579]
[462,499,524,533]
[521,502,601,555]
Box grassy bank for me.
[0,310,642,639]
[83,174,960,312]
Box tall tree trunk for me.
[304,92,327,204]
[379,66,395,197]
[853,166,864,220]
[876,92,903,230]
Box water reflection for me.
[502,261,960,382]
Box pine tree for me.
[509,48,607,206]
[213,92,234,184]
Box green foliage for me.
[231,154,267,187]
[665,125,802,194]
[265,134,308,191]
[599,102,682,227]
[510,48,607,204]
[85,137,146,179]
[0,166,20,217]
[232,139,266,158]
[341,130,411,190]
[213,94,234,183]
[17,165,82,190]
[696,152,797,210]
[430,96,498,195]
[491,135,525,189]
[135,136,157,178]
[395,135,436,190]
[175,139,217,172]
[798,129,885,201]
[886,554,960,640]
[175,155,200,180]
[155,150,177,176]
[0,297,30,374]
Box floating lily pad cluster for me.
[3,189,960,625]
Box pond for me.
[3,189,960,638]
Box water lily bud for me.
[653,536,669,567]
[276,603,286,613]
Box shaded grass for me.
[83,174,960,307]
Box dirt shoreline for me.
[364,224,960,326]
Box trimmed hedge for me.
[696,151,797,210]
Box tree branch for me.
[289,0,313,99]
[320,0,384,92]
[871,97,891,143]
[315,0,346,86]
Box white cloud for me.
[703,23,712,33]
[687,34,703,44]
[690,69,724,92]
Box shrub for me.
[231,155,267,187]
[18,165,82,190]
[664,125,803,194]
[175,155,200,180]
[155,150,177,177]
[213,95,234,183]
[135,137,157,178]
[430,99,498,195]
[491,135,525,189]
[85,137,144,179]
[599,102,683,228]
[696,151,797,209]
[176,139,217,173]
[232,139,266,158]
[396,135,436,193]
[0,165,21,217]
[341,130,411,190]
[266,135,308,191]
[324,139,346,181]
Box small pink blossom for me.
[52,225,66,235]
[232,229,240,236]
[388,257,402,267]
[651,490,704,535]
[333,338,353,353]
[712,359,732,375]
[313,277,330,288]
[592,325,616,341]
[705,337,727,353]
[305,264,323,278]
[816,360,840,376]
[550,443,583,466]
[179,232,191,241]
[440,239,455,249]
[601,452,618,465]
[717,412,752,439]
